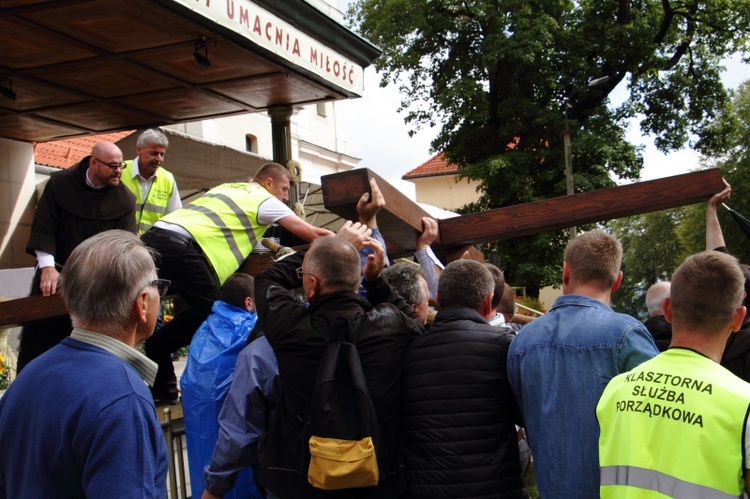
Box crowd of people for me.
[1,136,750,498]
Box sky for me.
[332,3,750,199]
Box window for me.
[245,134,258,153]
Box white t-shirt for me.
[257,196,294,226]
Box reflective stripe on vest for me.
[597,349,750,499]
[121,161,176,234]
[160,182,272,284]
[601,465,743,499]
[183,193,252,269]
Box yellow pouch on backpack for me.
[307,435,379,490]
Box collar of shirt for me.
[70,328,158,386]
[131,157,160,182]
[84,166,106,189]
[489,313,507,327]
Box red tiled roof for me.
[403,138,524,180]
[34,131,135,169]
[402,153,458,180]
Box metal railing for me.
[161,407,191,499]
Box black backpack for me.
[306,318,382,490]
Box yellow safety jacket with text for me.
[121,161,177,234]
[597,348,750,498]
[159,182,274,285]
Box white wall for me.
[0,138,36,270]
[166,102,357,186]
[410,175,481,212]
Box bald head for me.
[645,281,670,317]
[92,141,122,160]
[88,141,125,188]
[303,237,361,299]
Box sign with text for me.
[172,0,365,95]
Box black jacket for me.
[402,307,528,499]
[644,315,672,352]
[255,250,423,498]
[721,314,750,383]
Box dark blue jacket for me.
[402,307,527,499]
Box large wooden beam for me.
[439,169,724,246]
[0,293,67,329]
[321,168,437,252]
[0,248,302,329]
[0,168,725,329]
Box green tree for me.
[609,210,684,319]
[673,81,750,263]
[613,80,750,316]
[350,0,750,290]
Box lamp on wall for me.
[0,77,17,100]
[193,37,211,69]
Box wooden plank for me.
[321,168,438,252]
[0,293,67,329]
[439,169,724,246]
[0,246,307,329]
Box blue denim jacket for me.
[507,294,658,499]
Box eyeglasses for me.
[147,279,171,297]
[295,267,316,280]
[93,157,127,170]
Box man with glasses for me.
[0,230,169,498]
[121,128,182,234]
[20,141,136,371]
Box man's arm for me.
[335,221,372,251]
[276,213,334,241]
[84,395,168,498]
[361,238,419,321]
[258,196,333,241]
[27,180,62,296]
[357,177,385,229]
[34,251,59,297]
[414,217,444,297]
[620,324,660,372]
[203,338,278,498]
[707,179,731,251]
[357,178,390,267]
[165,180,182,214]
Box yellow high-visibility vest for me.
[597,348,750,498]
[121,161,177,234]
[160,182,273,284]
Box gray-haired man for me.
[0,230,169,498]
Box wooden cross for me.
[0,168,725,328]
[321,167,724,253]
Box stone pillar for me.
[268,107,293,165]
[267,105,304,246]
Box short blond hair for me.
[254,162,290,183]
[670,251,744,334]
[564,229,622,291]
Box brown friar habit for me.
[26,156,137,267]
